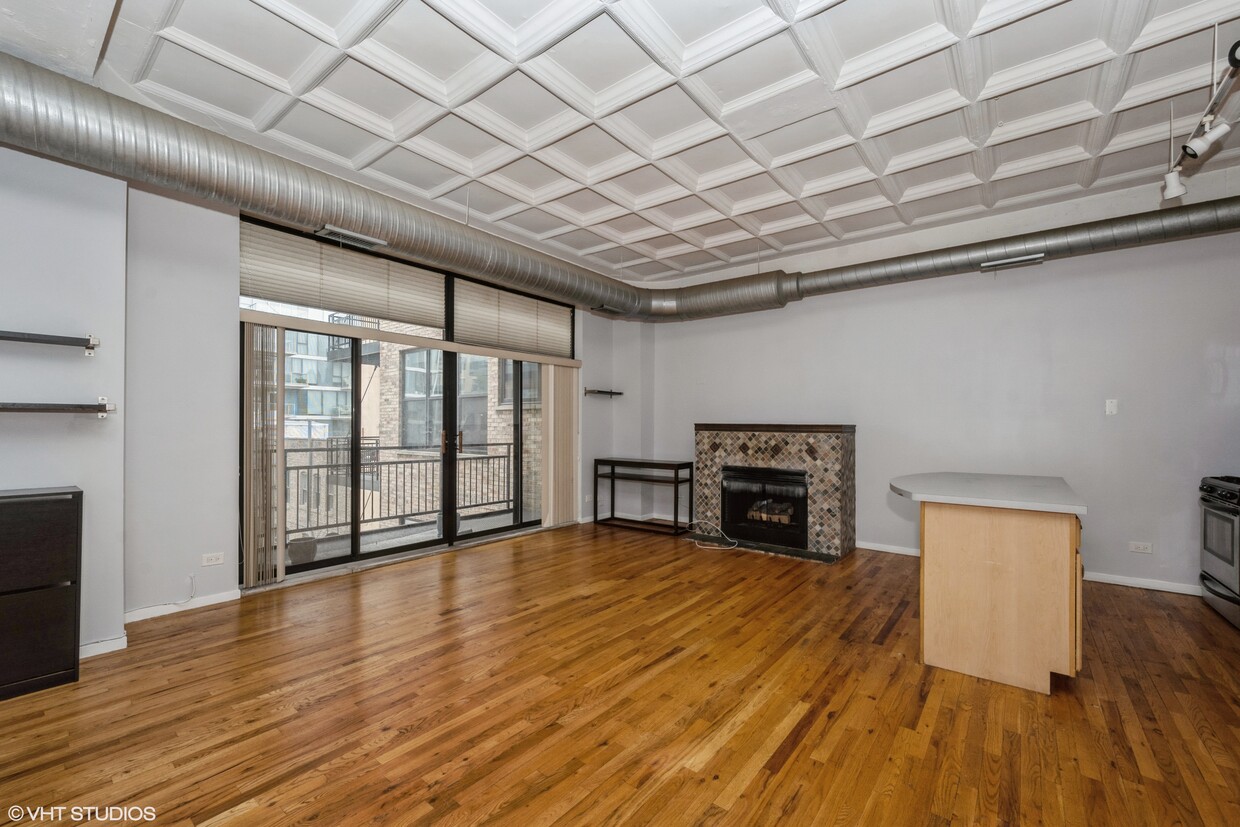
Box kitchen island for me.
[891,472,1086,694]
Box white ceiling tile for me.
[303,57,443,140]
[848,51,969,137]
[622,260,678,280]
[1115,28,1221,113]
[991,123,1092,181]
[404,113,521,176]
[483,156,580,203]
[352,0,508,105]
[541,189,627,225]
[802,180,893,221]
[658,136,764,190]
[766,223,834,250]
[592,214,666,245]
[252,0,393,45]
[641,195,727,232]
[891,155,983,202]
[969,0,1068,38]
[364,145,466,195]
[987,68,1103,146]
[588,246,648,268]
[711,237,774,261]
[901,187,987,223]
[1095,141,1174,184]
[991,162,1086,205]
[679,219,753,248]
[611,0,786,74]
[525,13,674,117]
[441,181,524,218]
[536,125,646,184]
[545,227,615,254]
[775,145,876,197]
[428,0,599,60]
[829,206,905,236]
[603,85,726,159]
[663,249,727,270]
[164,0,338,92]
[977,0,1115,100]
[594,165,692,210]
[734,202,816,234]
[1131,0,1240,51]
[498,207,573,238]
[798,0,958,89]
[136,39,288,127]
[457,71,589,151]
[700,172,794,216]
[745,110,855,168]
[686,31,818,116]
[268,101,390,166]
[878,111,976,174]
[632,234,699,259]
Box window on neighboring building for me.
[499,360,541,406]
[400,348,443,450]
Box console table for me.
[594,458,693,535]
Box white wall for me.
[0,147,128,652]
[648,231,1240,591]
[124,187,241,619]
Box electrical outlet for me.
[1128,541,1152,554]
[201,552,225,566]
[1105,399,1118,416]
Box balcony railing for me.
[284,441,513,535]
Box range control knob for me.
[1200,484,1214,494]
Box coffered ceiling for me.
[6,0,1240,283]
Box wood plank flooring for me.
[2,524,1239,825]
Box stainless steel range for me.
[1200,475,1240,629]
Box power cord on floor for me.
[686,520,739,550]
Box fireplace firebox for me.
[720,466,809,552]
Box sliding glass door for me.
[265,326,541,574]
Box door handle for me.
[458,430,464,452]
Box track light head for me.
[1183,121,1231,159]
[1162,169,1187,200]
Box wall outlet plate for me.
[202,552,225,566]
[1128,541,1153,554]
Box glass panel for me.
[358,342,445,555]
[456,355,513,537]
[521,362,543,524]
[283,330,353,567]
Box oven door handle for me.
[1201,496,1240,515]
[1201,573,1240,606]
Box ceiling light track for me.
[1161,37,1240,202]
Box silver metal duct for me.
[2,52,1238,324]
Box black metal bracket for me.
[0,330,100,356]
[584,388,623,397]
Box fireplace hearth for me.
[721,466,808,551]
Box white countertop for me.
[890,472,1087,515]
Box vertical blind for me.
[454,279,574,359]
[240,222,445,329]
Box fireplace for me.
[721,466,808,551]
[694,424,855,561]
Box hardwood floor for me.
[2,524,1239,826]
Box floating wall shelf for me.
[0,398,116,419]
[0,330,100,356]
[584,388,623,397]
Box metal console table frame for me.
[594,458,694,535]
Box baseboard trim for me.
[81,634,127,659]
[858,541,920,557]
[1083,571,1202,596]
[124,588,242,624]
[861,543,1202,596]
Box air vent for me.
[313,224,388,251]
[592,304,627,316]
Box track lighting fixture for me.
[1162,169,1187,200]
[1183,121,1231,159]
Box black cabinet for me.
[0,487,82,700]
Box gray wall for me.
[124,187,241,617]
[643,230,1240,591]
[0,147,128,651]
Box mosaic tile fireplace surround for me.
[694,424,856,561]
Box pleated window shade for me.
[454,279,573,359]
[240,223,445,330]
